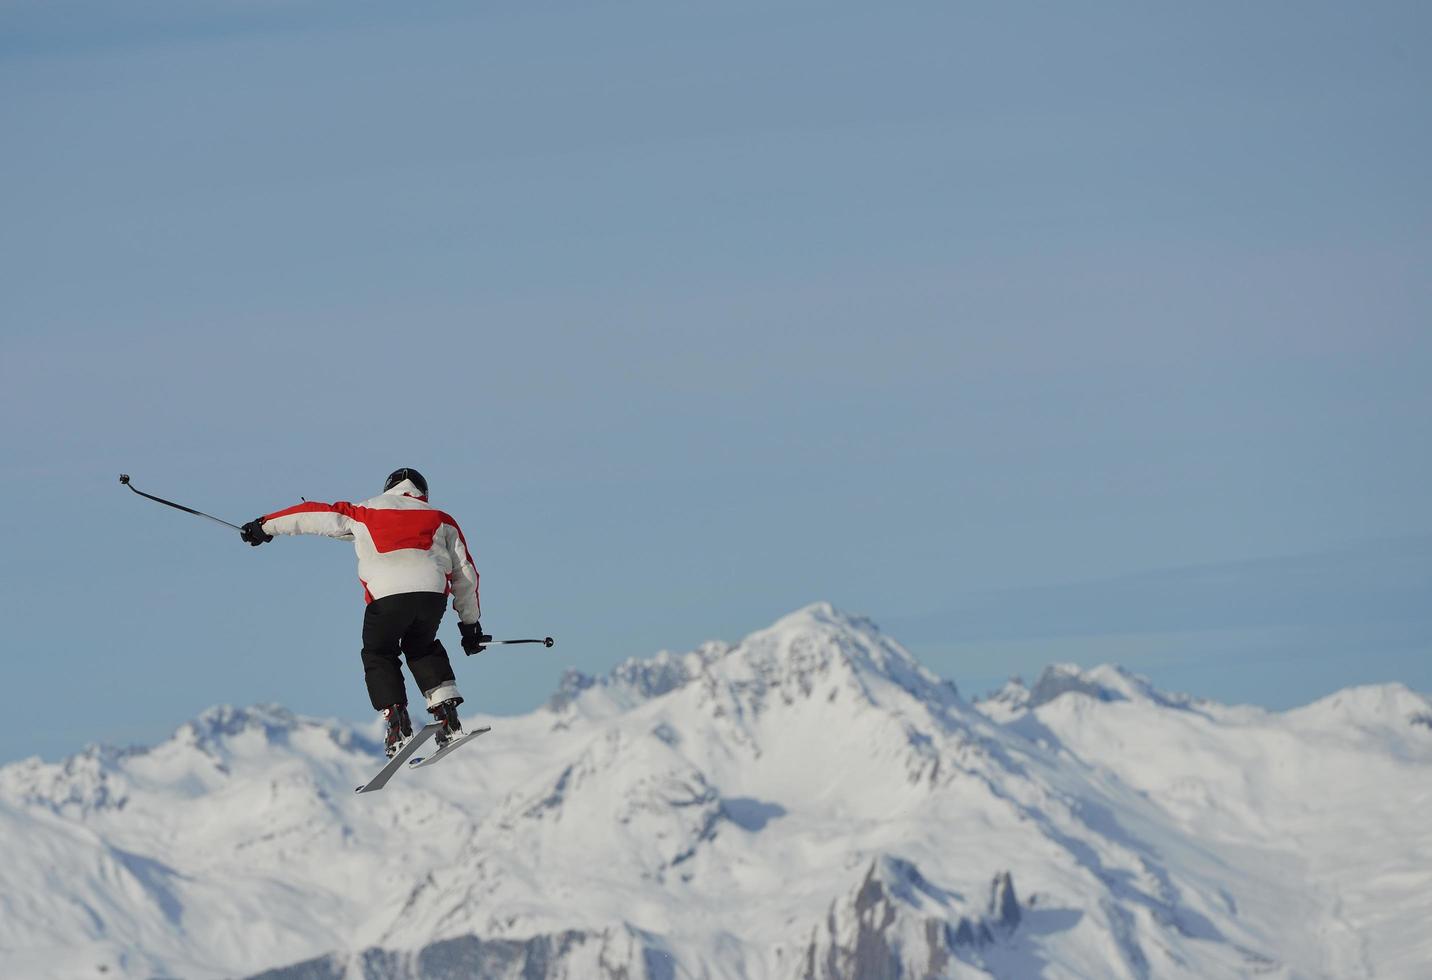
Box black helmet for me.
[383,467,428,496]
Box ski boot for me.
[429,697,464,749]
[381,704,413,759]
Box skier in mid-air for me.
[239,468,486,758]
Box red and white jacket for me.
[259,479,481,624]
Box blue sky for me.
[3,1,1429,762]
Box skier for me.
[238,468,487,757]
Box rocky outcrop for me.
[545,668,597,711]
[796,858,1022,979]
[987,871,1019,934]
[1027,664,1126,709]
[1024,664,1188,711]
[248,927,674,980]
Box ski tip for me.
[118,473,130,485]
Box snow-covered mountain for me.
[3,603,1430,979]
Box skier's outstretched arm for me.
[252,501,358,542]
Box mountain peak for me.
[736,603,957,708]
[547,601,962,716]
[549,603,957,716]
[766,600,874,633]
[171,702,363,760]
[978,663,1189,719]
[182,703,298,740]
[1286,682,1432,738]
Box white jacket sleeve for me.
[260,501,358,541]
[442,521,482,625]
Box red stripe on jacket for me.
[262,501,446,554]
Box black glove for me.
[240,519,273,547]
[459,621,490,655]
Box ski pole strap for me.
[118,474,244,531]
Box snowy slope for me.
[1,603,1429,979]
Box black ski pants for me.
[360,592,456,711]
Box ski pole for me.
[466,636,555,655]
[118,474,244,532]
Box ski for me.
[355,723,441,793]
[408,725,491,769]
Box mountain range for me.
[2,603,1428,979]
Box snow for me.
[1,602,1429,979]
